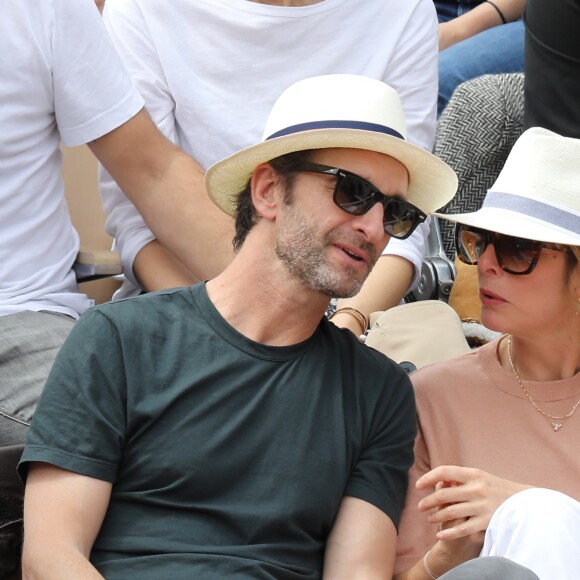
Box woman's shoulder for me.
[410,338,502,395]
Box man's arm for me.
[332,1,438,330]
[331,216,430,333]
[22,463,112,579]
[323,496,397,579]
[131,239,201,292]
[89,109,235,289]
[331,255,414,334]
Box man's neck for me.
[206,244,329,347]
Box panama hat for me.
[205,74,457,216]
[434,127,580,246]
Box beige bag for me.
[365,300,471,372]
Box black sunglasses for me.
[293,162,426,239]
[455,224,569,275]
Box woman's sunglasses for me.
[293,162,427,239]
[455,224,569,275]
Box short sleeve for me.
[344,368,416,530]
[52,0,143,146]
[19,309,128,483]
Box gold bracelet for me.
[423,549,438,579]
[329,307,368,335]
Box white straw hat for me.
[435,127,580,246]
[205,74,458,216]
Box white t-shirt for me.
[101,0,438,295]
[0,0,143,318]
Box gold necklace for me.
[507,336,580,431]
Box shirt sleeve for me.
[18,309,128,483]
[376,2,438,290]
[382,217,430,293]
[383,0,438,153]
[344,364,417,530]
[99,0,178,288]
[52,0,143,146]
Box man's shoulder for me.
[323,321,412,396]
[83,286,195,325]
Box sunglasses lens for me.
[495,235,538,274]
[335,176,421,238]
[457,225,542,274]
[457,226,487,264]
[383,199,420,238]
[333,175,374,215]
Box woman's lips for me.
[479,288,507,306]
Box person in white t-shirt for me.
[100,0,441,335]
[0,0,233,447]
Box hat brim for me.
[434,207,580,246]
[205,128,458,216]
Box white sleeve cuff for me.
[381,217,430,293]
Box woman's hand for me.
[416,465,532,541]
[429,481,484,573]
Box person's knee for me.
[483,487,580,567]
[494,488,580,529]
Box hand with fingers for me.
[410,467,532,578]
[418,479,484,577]
[417,465,532,542]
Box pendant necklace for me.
[507,336,580,431]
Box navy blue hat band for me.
[266,120,404,141]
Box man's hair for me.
[233,149,314,251]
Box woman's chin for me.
[480,310,505,334]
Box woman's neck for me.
[499,334,580,382]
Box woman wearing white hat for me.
[394,127,580,580]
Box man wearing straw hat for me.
[18,75,456,578]
[100,0,441,334]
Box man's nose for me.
[351,202,387,243]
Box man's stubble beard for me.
[275,203,377,298]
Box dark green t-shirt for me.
[20,284,415,579]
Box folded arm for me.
[22,463,112,579]
[89,109,234,291]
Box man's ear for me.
[251,163,283,221]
